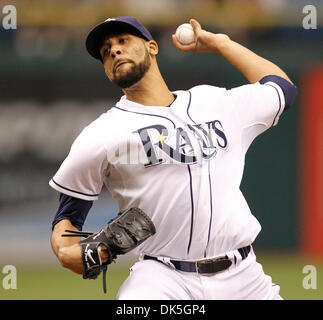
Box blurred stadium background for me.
[0,0,322,300]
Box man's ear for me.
[146,40,158,56]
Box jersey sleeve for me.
[228,78,286,129]
[51,193,93,230]
[49,125,109,201]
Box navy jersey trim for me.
[204,161,214,257]
[52,193,93,231]
[51,179,100,197]
[186,165,195,255]
[185,92,195,255]
[186,91,195,124]
[265,84,282,127]
[259,75,298,111]
[184,92,214,257]
[114,106,176,128]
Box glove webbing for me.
[62,229,108,294]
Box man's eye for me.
[119,38,128,44]
[102,48,110,56]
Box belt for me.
[143,245,251,275]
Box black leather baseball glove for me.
[62,207,156,293]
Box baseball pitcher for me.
[50,16,298,299]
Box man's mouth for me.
[114,60,131,73]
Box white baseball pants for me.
[117,247,282,300]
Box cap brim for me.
[85,20,150,61]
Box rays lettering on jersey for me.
[134,120,227,167]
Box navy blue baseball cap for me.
[85,16,154,62]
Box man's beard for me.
[112,51,151,89]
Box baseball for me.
[175,23,195,45]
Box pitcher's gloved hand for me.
[62,208,156,293]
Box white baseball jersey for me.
[49,81,285,260]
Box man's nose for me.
[111,46,122,58]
